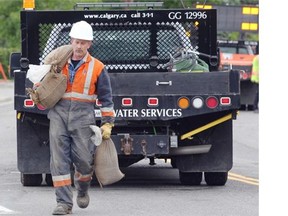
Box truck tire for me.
[21,173,43,186]
[179,171,202,185]
[45,174,53,186]
[204,172,228,186]
[170,158,177,168]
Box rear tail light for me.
[239,70,249,80]
[148,97,158,107]
[192,97,204,109]
[206,96,218,109]
[24,99,34,107]
[242,72,248,80]
[220,97,231,105]
[177,97,190,109]
[24,99,47,110]
[117,95,225,110]
[122,98,133,107]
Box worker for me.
[48,20,115,215]
[251,54,259,112]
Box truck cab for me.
[218,40,256,79]
[218,40,258,109]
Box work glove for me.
[100,123,113,140]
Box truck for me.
[10,1,240,187]
[218,40,258,110]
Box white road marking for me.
[0,205,17,215]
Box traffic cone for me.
[0,63,8,81]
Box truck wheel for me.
[204,172,228,186]
[179,171,202,185]
[247,105,255,111]
[21,173,43,186]
[45,174,53,186]
[170,158,177,168]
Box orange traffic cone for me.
[0,63,8,81]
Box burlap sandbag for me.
[94,138,124,187]
[26,71,67,108]
[26,45,73,108]
[43,45,73,71]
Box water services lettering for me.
[115,108,182,118]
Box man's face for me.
[70,38,92,60]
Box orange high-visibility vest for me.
[62,53,104,103]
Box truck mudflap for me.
[176,118,233,173]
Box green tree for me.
[0,0,22,76]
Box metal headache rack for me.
[22,8,217,72]
[40,21,199,73]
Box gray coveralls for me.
[48,99,96,208]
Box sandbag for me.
[94,138,124,187]
[43,45,73,70]
[26,71,67,108]
[26,45,73,109]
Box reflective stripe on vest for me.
[63,92,96,101]
[83,58,95,95]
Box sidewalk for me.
[0,79,14,104]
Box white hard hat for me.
[69,20,93,41]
